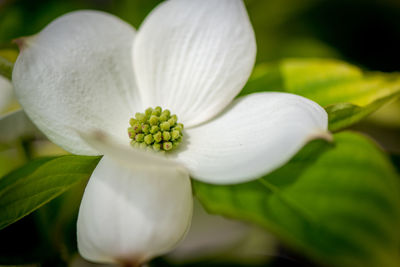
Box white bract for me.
[12,0,329,265]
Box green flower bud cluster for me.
[128,107,183,152]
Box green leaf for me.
[240,59,400,131]
[0,211,57,265]
[0,49,18,63]
[238,63,284,96]
[325,93,399,131]
[0,56,13,80]
[193,132,400,267]
[0,155,100,230]
[0,179,87,265]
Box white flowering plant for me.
[0,1,399,267]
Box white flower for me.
[12,0,328,265]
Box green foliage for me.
[325,94,397,132]
[0,1,398,266]
[0,56,13,80]
[0,181,86,265]
[111,0,163,28]
[0,155,100,230]
[0,49,18,63]
[239,59,400,131]
[193,132,400,267]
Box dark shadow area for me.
[302,0,400,71]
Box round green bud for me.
[171,130,180,140]
[129,118,137,126]
[163,142,173,151]
[159,114,168,122]
[168,115,177,125]
[150,125,159,134]
[142,124,150,133]
[144,134,153,144]
[128,107,184,152]
[149,115,159,126]
[153,131,162,143]
[163,131,171,141]
[135,113,146,123]
[135,133,144,142]
[162,109,170,117]
[131,123,140,133]
[160,121,170,131]
[145,108,153,116]
[153,106,162,116]
[173,125,183,133]
[127,129,134,138]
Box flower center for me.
[128,107,183,152]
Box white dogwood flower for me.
[12,0,329,265]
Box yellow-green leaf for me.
[193,132,400,267]
[240,59,400,131]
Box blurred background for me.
[0,0,399,266]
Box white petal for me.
[173,92,329,184]
[77,156,193,265]
[13,11,140,155]
[0,76,14,113]
[133,0,256,127]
